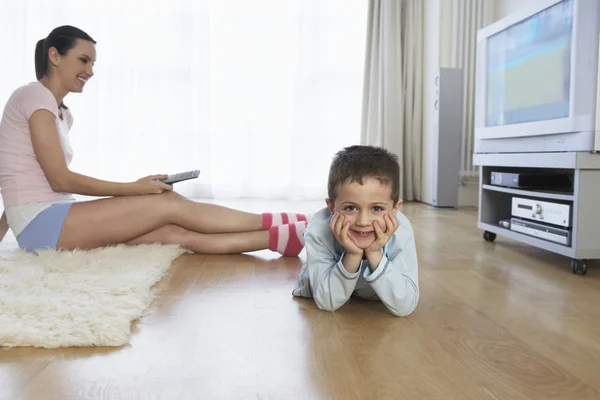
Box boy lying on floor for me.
[292,145,419,317]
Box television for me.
[474,0,600,153]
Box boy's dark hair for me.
[328,145,400,203]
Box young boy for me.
[292,145,419,316]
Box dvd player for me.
[490,171,571,189]
[511,197,571,227]
[510,218,571,246]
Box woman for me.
[0,25,307,256]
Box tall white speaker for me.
[431,68,463,208]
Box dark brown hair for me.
[327,145,400,203]
[35,25,96,109]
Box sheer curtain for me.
[0,0,367,201]
[443,0,496,181]
[361,0,423,201]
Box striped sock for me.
[262,212,308,229]
[269,221,307,257]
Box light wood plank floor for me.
[1,200,599,400]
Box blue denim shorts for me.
[16,202,73,252]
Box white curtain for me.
[0,0,368,201]
[361,0,423,201]
[444,0,496,180]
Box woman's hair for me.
[35,25,96,109]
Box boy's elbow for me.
[314,294,345,313]
[386,277,419,317]
[315,299,341,313]
[388,305,416,317]
[386,294,419,317]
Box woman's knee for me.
[142,191,187,217]
[129,224,192,246]
[161,191,186,201]
[159,224,191,242]
[142,190,184,202]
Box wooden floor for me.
[1,200,600,400]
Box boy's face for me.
[326,178,403,249]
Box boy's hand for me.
[365,211,398,255]
[330,211,364,274]
[330,211,363,255]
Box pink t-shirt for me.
[0,81,74,208]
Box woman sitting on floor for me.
[0,25,307,256]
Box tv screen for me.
[486,0,574,127]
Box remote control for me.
[158,170,200,185]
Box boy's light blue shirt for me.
[292,207,419,316]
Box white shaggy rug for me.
[0,236,186,348]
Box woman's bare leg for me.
[124,224,270,254]
[57,192,266,250]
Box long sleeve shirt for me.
[292,207,419,316]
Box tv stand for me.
[473,152,600,275]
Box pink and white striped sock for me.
[262,212,309,229]
[269,221,307,257]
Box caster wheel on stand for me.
[483,231,497,242]
[570,259,588,275]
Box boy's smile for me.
[326,177,402,249]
